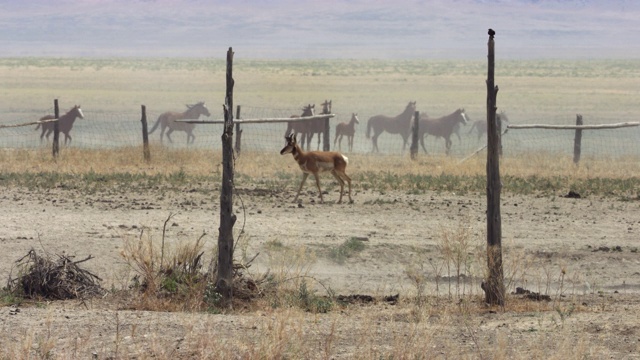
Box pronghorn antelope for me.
[280,133,353,204]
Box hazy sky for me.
[1,0,639,59]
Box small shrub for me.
[295,280,333,313]
[329,237,366,264]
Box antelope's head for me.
[280,134,298,155]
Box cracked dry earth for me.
[1,184,639,358]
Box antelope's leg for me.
[341,172,353,203]
[313,173,324,203]
[295,173,309,202]
[331,170,345,204]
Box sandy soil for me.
[1,184,639,358]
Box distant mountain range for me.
[1,0,639,59]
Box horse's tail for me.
[148,114,163,134]
[35,115,54,131]
[366,118,373,139]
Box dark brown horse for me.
[285,104,315,149]
[35,105,85,145]
[418,108,469,155]
[334,113,360,152]
[148,102,211,144]
[304,99,332,151]
[366,101,416,152]
[469,111,509,142]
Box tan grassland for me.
[1,58,640,359]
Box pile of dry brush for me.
[7,249,105,300]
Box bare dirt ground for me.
[1,184,640,358]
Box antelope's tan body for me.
[280,134,353,204]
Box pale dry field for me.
[1,59,640,358]
[1,164,639,359]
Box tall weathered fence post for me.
[52,99,60,158]
[484,28,505,306]
[216,47,236,307]
[141,105,151,162]
[410,111,419,160]
[497,113,503,157]
[573,114,583,165]
[323,116,331,151]
[234,105,242,155]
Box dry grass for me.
[1,146,639,179]
[0,291,616,359]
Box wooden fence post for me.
[497,113,503,157]
[410,111,419,160]
[323,116,330,151]
[216,47,236,307]
[484,28,505,306]
[234,105,242,155]
[573,114,583,165]
[52,99,59,158]
[141,105,151,162]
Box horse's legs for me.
[348,135,354,152]
[420,135,429,154]
[166,128,174,143]
[371,133,380,153]
[187,130,194,144]
[306,133,313,151]
[317,132,322,150]
[299,132,306,150]
[64,133,71,145]
[445,137,452,155]
[159,125,166,144]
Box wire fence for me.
[2,106,640,160]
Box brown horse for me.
[422,116,463,144]
[469,111,509,142]
[285,104,315,149]
[304,99,332,151]
[366,101,416,152]
[148,102,211,144]
[35,105,85,145]
[334,113,360,152]
[418,108,469,155]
